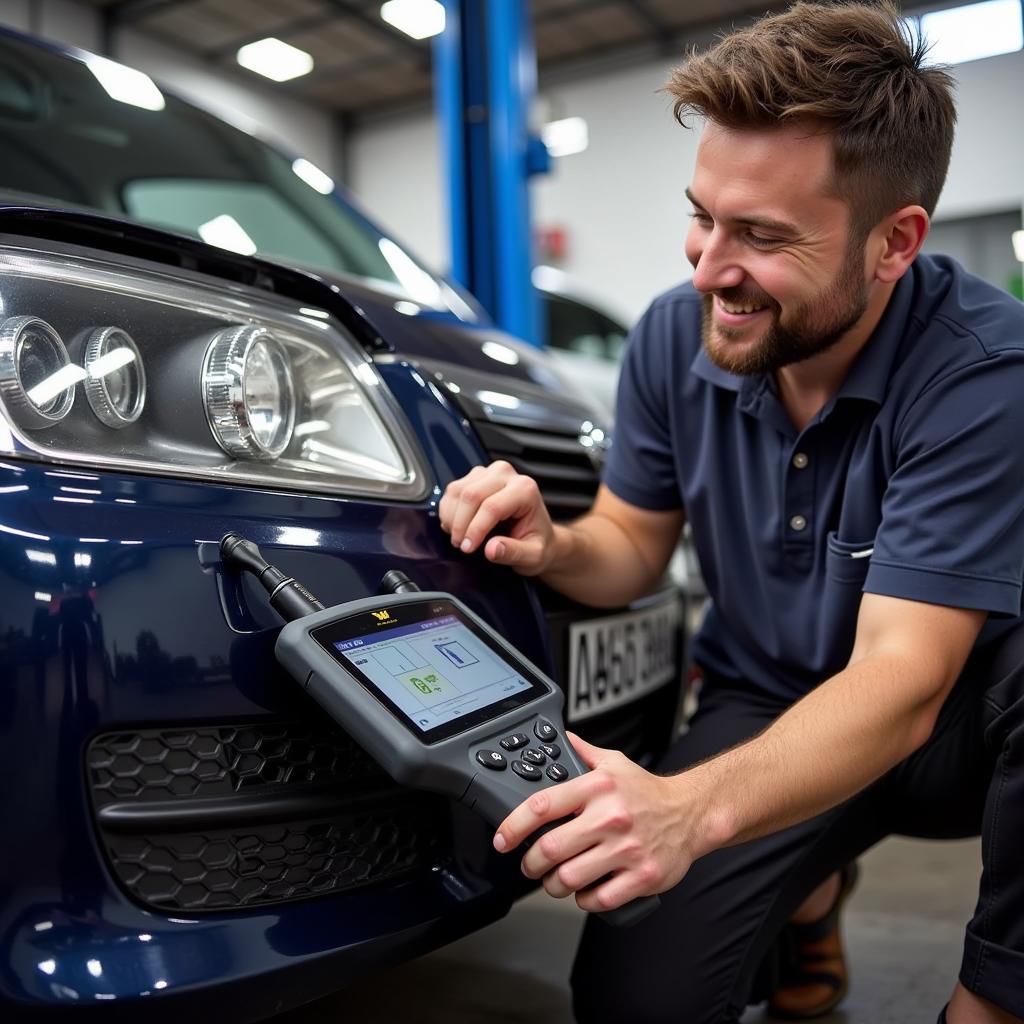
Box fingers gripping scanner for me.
[219,533,659,928]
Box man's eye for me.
[747,232,779,249]
[688,212,713,226]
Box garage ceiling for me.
[83,0,786,117]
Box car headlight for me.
[83,326,146,428]
[203,325,295,459]
[0,315,77,429]
[0,241,428,499]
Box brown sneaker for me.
[766,862,859,1020]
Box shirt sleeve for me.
[601,297,686,511]
[865,351,1024,616]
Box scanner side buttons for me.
[476,749,507,771]
[511,760,542,781]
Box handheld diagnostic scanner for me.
[219,533,660,927]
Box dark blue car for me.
[0,30,684,1020]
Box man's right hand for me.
[439,461,557,576]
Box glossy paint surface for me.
[0,358,552,1013]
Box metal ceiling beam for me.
[203,11,340,60]
[278,53,385,90]
[102,0,193,56]
[623,0,674,49]
[320,0,430,63]
[203,0,429,73]
[535,0,615,23]
[103,0,192,27]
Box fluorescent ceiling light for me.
[916,0,1023,66]
[292,158,335,195]
[85,55,165,111]
[236,38,314,82]
[542,116,589,158]
[381,0,446,39]
[1012,229,1024,262]
[198,214,258,256]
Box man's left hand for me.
[493,732,698,912]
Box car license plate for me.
[567,593,682,722]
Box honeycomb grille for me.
[86,721,445,913]
[104,805,441,911]
[88,721,388,807]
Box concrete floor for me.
[276,835,981,1023]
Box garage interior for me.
[1,0,1020,1021]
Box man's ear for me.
[871,205,929,284]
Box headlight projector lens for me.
[203,325,296,459]
[84,326,146,428]
[0,315,77,429]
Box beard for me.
[700,242,870,376]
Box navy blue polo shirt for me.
[605,255,1024,699]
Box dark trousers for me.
[570,624,1024,1023]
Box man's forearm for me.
[676,651,949,859]
[540,514,664,607]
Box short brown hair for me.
[665,2,957,237]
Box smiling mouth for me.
[720,301,768,314]
[714,295,771,320]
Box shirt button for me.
[789,515,808,531]
[792,452,809,469]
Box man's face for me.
[685,122,870,375]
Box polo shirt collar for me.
[832,266,916,406]
[687,265,918,407]
[690,346,746,392]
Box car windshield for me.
[0,33,450,307]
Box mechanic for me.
[439,3,1024,1022]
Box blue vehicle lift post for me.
[435,0,549,347]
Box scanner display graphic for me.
[333,614,531,733]
[219,532,660,928]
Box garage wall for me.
[348,47,1024,322]
[0,0,343,177]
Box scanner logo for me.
[371,609,393,622]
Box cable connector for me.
[219,533,324,622]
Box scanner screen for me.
[332,613,536,734]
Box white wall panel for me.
[937,51,1024,220]
[532,60,696,323]
[346,114,446,271]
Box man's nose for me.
[690,233,745,294]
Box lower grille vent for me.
[86,720,445,913]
